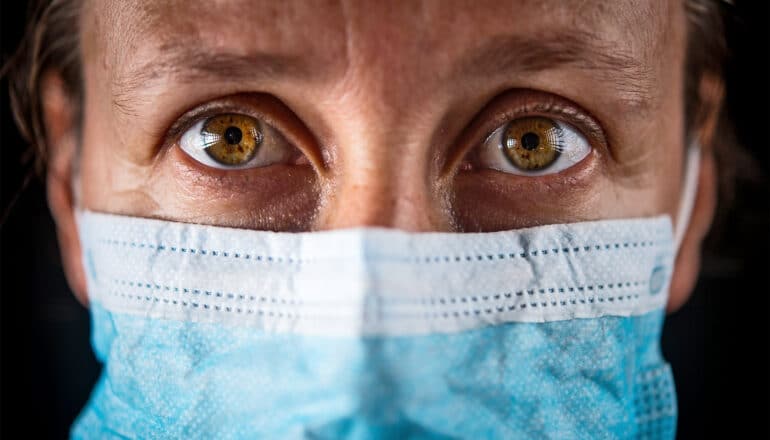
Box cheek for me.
[451,130,683,233]
[78,70,161,213]
[609,110,687,222]
[451,150,602,231]
[156,147,321,231]
[78,128,322,232]
[78,138,159,214]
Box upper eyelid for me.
[168,103,276,142]
[478,98,604,151]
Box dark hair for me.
[3,0,736,187]
[4,0,81,171]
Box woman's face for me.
[45,0,718,310]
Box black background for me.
[1,1,768,438]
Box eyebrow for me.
[456,31,656,112]
[113,29,656,116]
[111,44,314,116]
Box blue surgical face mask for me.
[70,147,700,439]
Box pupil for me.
[224,126,243,145]
[521,132,540,151]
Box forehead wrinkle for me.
[328,0,668,115]
[131,0,349,58]
[101,0,347,117]
[99,0,672,119]
[110,45,314,117]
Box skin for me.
[42,0,721,311]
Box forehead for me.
[81,0,684,129]
[86,0,672,73]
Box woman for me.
[6,0,732,438]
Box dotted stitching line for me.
[415,242,658,264]
[113,279,645,307]
[114,280,302,306]
[99,239,296,263]
[107,285,646,321]
[425,293,642,319]
[97,238,662,265]
[426,281,644,306]
[108,290,645,320]
[109,291,301,319]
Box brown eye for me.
[475,116,589,176]
[179,113,300,170]
[502,117,562,171]
[201,114,263,165]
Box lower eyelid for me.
[460,148,599,192]
[163,149,321,231]
[171,145,315,191]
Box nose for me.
[306,44,458,233]
[313,124,454,233]
[317,175,453,232]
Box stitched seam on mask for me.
[106,290,649,320]
[96,238,666,264]
[415,242,659,264]
[96,239,299,263]
[105,279,650,321]
[113,280,304,306]
[107,291,301,318]
[426,293,643,319]
[112,278,647,307]
[421,282,644,306]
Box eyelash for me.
[445,91,606,174]
[168,103,266,145]
[169,91,605,177]
[166,94,327,173]
[483,100,602,152]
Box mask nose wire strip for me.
[674,144,701,253]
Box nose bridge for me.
[315,109,450,232]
